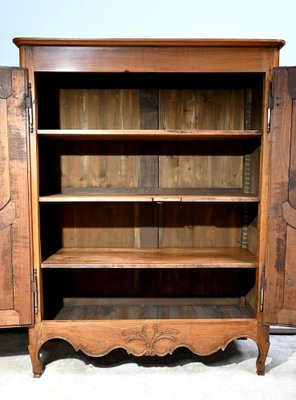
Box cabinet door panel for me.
[264,67,296,325]
[0,68,32,327]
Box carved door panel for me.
[0,68,32,327]
[264,67,296,326]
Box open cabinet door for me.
[0,68,33,327]
[264,67,296,326]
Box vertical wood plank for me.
[138,89,159,247]
[139,89,159,188]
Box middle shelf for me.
[41,247,257,269]
[39,187,259,203]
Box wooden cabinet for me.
[1,38,296,376]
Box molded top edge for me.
[13,37,286,49]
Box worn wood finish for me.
[60,89,140,129]
[0,68,32,326]
[158,141,244,189]
[159,89,245,130]
[264,68,296,326]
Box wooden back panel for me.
[40,203,257,252]
[39,139,259,192]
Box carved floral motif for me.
[122,324,179,355]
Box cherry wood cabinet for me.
[0,38,295,376]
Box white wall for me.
[0,0,295,66]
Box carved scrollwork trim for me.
[122,324,179,355]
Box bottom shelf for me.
[53,297,255,320]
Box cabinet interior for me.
[36,72,263,130]
[36,71,263,321]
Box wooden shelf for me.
[39,188,259,203]
[38,129,262,141]
[41,248,257,269]
[53,297,255,320]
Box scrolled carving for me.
[283,201,296,228]
[0,201,16,229]
[122,324,179,355]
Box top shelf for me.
[37,129,262,141]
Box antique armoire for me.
[0,38,295,377]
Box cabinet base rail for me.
[28,319,269,377]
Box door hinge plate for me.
[25,83,33,134]
[32,269,38,314]
[260,267,266,311]
[267,82,274,133]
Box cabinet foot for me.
[28,324,44,379]
[256,326,270,376]
[28,344,43,378]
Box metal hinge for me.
[267,82,274,133]
[32,269,39,314]
[260,267,267,311]
[25,83,33,134]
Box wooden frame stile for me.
[7,38,292,377]
[252,54,278,360]
[18,46,47,368]
[19,46,41,321]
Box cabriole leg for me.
[28,327,43,378]
[256,325,270,375]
